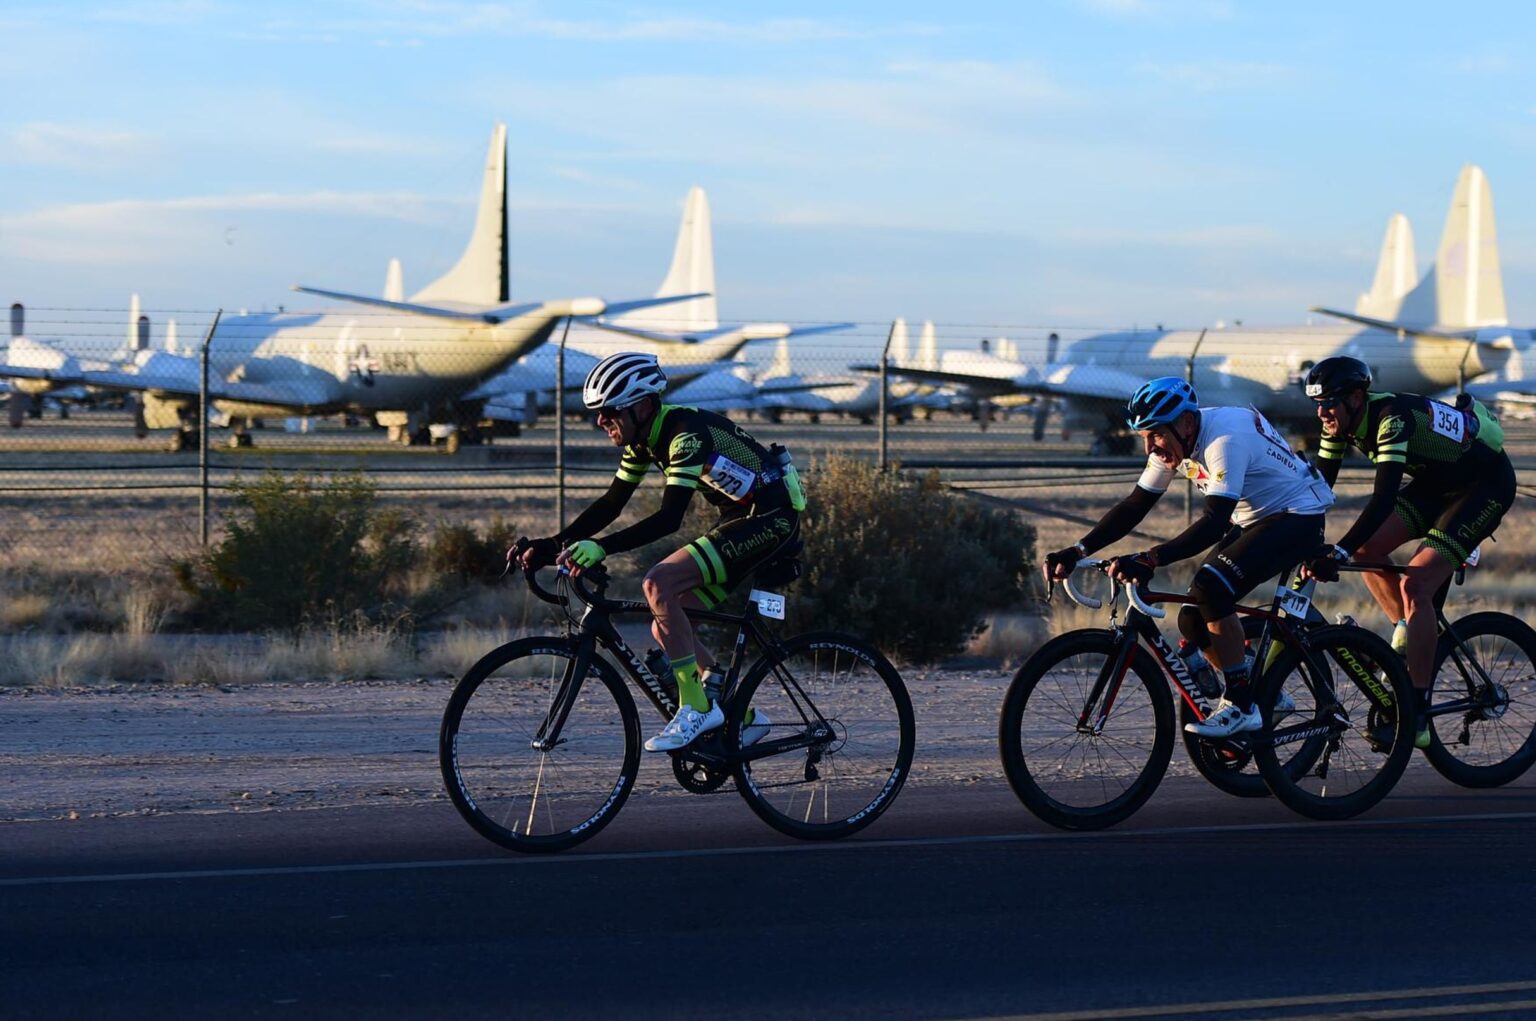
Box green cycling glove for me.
[568,539,607,568]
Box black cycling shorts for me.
[681,504,800,608]
[1191,513,1327,607]
[1394,454,1516,566]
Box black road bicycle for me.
[999,559,1415,830]
[440,560,915,852]
[1319,560,1536,788]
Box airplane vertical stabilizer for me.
[918,321,938,371]
[1397,164,1507,329]
[384,259,404,302]
[1355,213,1416,320]
[766,337,793,379]
[127,294,143,352]
[410,123,509,305]
[611,185,719,333]
[10,303,22,339]
[165,318,179,354]
[889,318,910,366]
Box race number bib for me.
[1428,400,1467,442]
[1275,583,1312,619]
[704,453,756,501]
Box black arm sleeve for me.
[1079,486,1162,554]
[591,484,696,556]
[556,477,636,544]
[1317,455,1342,488]
[1149,494,1238,565]
[1335,461,1406,555]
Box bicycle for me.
[999,559,1415,830]
[439,557,915,852]
[1320,558,1536,787]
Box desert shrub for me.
[424,516,522,583]
[174,471,421,631]
[790,456,1036,663]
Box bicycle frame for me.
[525,567,834,768]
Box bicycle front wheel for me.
[1253,624,1413,821]
[729,631,914,841]
[440,637,640,853]
[999,629,1175,831]
[1426,612,1536,787]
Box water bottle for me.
[1177,640,1223,699]
[768,443,808,512]
[644,647,673,685]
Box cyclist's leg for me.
[1353,502,1421,624]
[642,550,711,710]
[1184,514,1324,735]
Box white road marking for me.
[980,982,1536,1020]
[2,808,1535,888]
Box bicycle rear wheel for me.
[1426,611,1536,787]
[440,637,640,853]
[729,631,914,841]
[1253,624,1413,820]
[999,629,1174,830]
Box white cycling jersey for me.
[1137,405,1334,528]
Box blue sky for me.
[3,0,1535,349]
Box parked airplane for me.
[870,164,1523,451]
[0,124,701,450]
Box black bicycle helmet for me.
[1304,356,1371,403]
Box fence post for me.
[555,316,572,528]
[1184,327,1206,525]
[198,309,222,546]
[878,319,895,470]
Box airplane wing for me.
[587,320,853,345]
[67,368,346,412]
[291,287,710,325]
[1309,306,1479,342]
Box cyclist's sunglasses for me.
[1311,395,1348,411]
[595,403,629,419]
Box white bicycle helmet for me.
[582,352,667,411]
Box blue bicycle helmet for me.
[1125,376,1198,430]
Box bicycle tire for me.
[1253,624,1414,821]
[729,631,914,841]
[999,628,1175,831]
[440,636,641,853]
[1425,611,1536,787]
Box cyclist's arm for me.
[1333,459,1406,555]
[1148,494,1238,564]
[556,476,638,544]
[1078,485,1161,553]
[1314,433,1347,488]
[588,483,695,556]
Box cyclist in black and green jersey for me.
[1301,355,1517,746]
[517,352,806,752]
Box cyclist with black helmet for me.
[1300,355,1516,746]
[1043,376,1335,737]
[517,351,807,752]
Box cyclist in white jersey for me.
[1043,377,1335,737]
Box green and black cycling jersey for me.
[558,404,801,558]
[1317,391,1512,556]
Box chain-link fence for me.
[5,302,1534,590]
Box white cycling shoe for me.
[645,702,725,752]
[1184,698,1262,738]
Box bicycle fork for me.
[1079,628,1138,736]
[531,638,598,752]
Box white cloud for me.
[6,123,160,171]
[1134,59,1294,91]
[1455,49,1515,74]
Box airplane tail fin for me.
[918,321,938,370]
[384,259,404,302]
[609,185,718,333]
[767,337,793,378]
[889,318,909,366]
[10,303,22,339]
[410,123,509,305]
[1397,164,1507,329]
[1355,213,1416,320]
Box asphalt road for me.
[5,773,1536,1021]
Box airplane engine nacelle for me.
[141,392,191,430]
